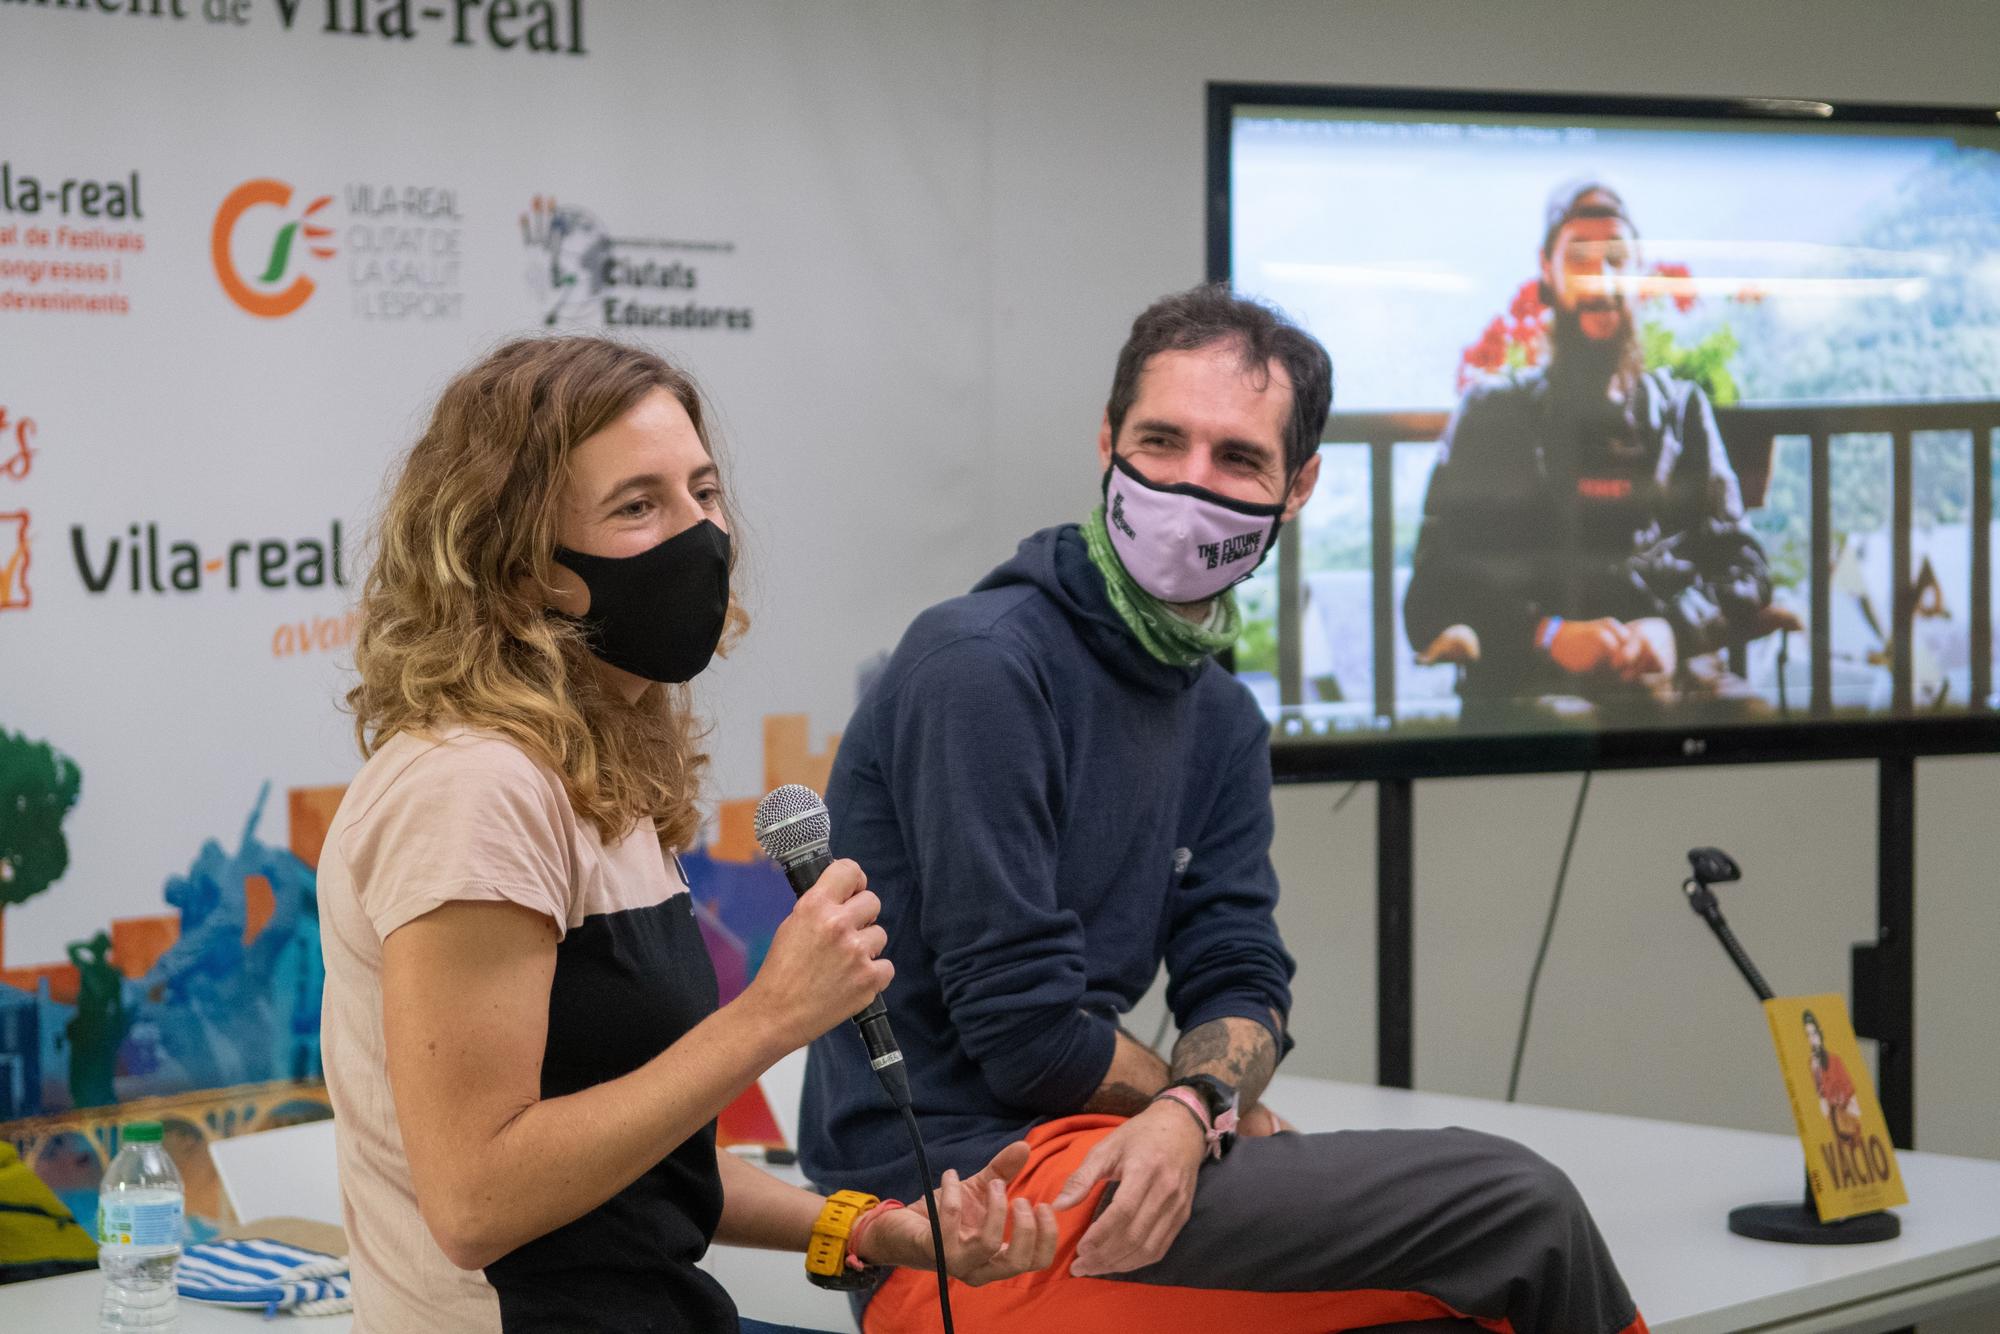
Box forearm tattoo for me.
[1081,1022,1172,1114]
[1169,1015,1279,1107]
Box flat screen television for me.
[1209,84,2000,779]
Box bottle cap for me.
[123,1122,164,1143]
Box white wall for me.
[972,5,2000,1326]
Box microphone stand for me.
[1681,850,1899,1244]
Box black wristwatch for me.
[1170,1074,1239,1121]
[1158,1074,1240,1158]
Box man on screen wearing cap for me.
[801,284,1648,1334]
[1404,182,1775,722]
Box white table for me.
[1,1268,356,1333]
[0,1240,850,1333]
[1265,1074,2000,1334]
[7,1077,1997,1332]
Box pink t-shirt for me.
[319,728,725,1332]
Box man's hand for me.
[855,1142,1058,1286]
[1615,616,1677,681]
[1050,1099,1205,1277]
[1546,617,1629,675]
[1545,616,1676,681]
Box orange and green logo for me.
[0,512,30,612]
[1,406,35,612]
[211,179,335,318]
[0,406,33,483]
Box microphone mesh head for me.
[753,784,832,866]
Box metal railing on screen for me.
[1274,402,2000,722]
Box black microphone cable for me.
[838,1014,954,1331]
[1506,769,1592,1103]
[901,1105,955,1334]
[755,786,955,1332]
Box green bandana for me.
[1081,506,1240,668]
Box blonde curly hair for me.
[347,335,747,850]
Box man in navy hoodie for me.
[802,285,1648,1334]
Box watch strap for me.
[805,1190,888,1291]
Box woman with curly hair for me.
[318,336,1055,1332]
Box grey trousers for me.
[1115,1125,1644,1333]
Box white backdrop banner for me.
[0,0,990,1152]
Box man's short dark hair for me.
[1106,284,1333,478]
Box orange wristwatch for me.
[805,1190,887,1291]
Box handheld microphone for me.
[754,784,911,1108]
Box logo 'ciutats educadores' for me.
[521,193,753,332]
[521,194,611,325]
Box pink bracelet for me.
[845,1198,904,1271]
[1154,1086,1234,1159]
[1154,1085,1213,1132]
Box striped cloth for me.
[175,1238,352,1317]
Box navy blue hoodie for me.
[798,525,1294,1203]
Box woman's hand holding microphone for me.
[738,858,892,1051]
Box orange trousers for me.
[862,1115,1649,1334]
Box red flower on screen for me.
[1458,258,1744,396]
[1469,317,1508,369]
[1508,279,1546,322]
[1649,261,1697,313]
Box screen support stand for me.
[1377,777,1414,1089]
[1855,755,1915,1151]
[1860,759,1916,1334]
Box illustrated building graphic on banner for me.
[0,711,839,1229]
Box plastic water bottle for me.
[98,1121,183,1332]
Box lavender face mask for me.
[1102,452,1286,604]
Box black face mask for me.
[552,520,730,684]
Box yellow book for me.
[1763,994,1908,1222]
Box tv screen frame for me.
[1207,82,2000,782]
